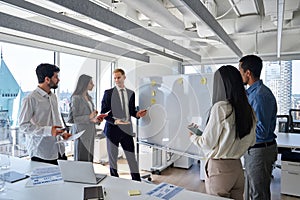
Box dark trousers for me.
[31,153,67,165]
[106,132,141,181]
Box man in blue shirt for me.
[239,55,278,200]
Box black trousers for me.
[31,153,67,165]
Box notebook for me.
[58,160,106,184]
[83,186,105,200]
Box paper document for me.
[26,166,63,187]
[112,117,131,124]
[56,130,85,143]
[146,182,184,200]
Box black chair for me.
[61,113,71,133]
[277,115,290,133]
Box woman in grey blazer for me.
[70,74,101,162]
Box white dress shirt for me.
[116,86,129,121]
[190,101,256,159]
[18,87,65,160]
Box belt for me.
[250,140,276,149]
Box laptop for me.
[58,160,106,184]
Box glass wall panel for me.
[58,53,97,115]
[0,42,53,156]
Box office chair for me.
[61,113,71,133]
[276,115,290,133]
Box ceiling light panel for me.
[0,3,36,18]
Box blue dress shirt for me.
[247,80,277,143]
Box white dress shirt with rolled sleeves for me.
[18,87,65,160]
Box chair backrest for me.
[276,115,290,133]
[60,113,70,133]
[289,109,300,133]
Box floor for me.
[92,158,300,200]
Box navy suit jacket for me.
[101,87,138,137]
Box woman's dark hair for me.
[71,74,92,101]
[214,65,254,139]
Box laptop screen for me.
[58,160,106,184]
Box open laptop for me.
[58,160,106,184]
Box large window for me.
[184,60,300,119]
[0,42,114,157]
[0,42,54,157]
[58,53,97,115]
[0,43,54,93]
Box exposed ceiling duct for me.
[47,0,202,62]
[181,0,243,57]
[1,0,184,62]
[121,0,185,34]
[1,0,300,64]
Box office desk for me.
[275,132,300,197]
[276,132,300,149]
[0,156,229,200]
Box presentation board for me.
[138,74,213,157]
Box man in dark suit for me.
[101,68,147,181]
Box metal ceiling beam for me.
[181,0,243,57]
[277,0,285,58]
[0,13,149,62]
[0,0,182,62]
[255,0,265,16]
[48,0,201,62]
[0,32,116,62]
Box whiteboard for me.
[138,74,213,157]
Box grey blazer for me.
[70,95,97,161]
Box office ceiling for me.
[1,0,300,64]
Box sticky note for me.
[151,80,156,86]
[200,77,207,85]
[177,78,183,84]
[151,98,156,104]
[128,190,141,196]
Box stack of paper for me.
[27,166,63,186]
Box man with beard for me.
[19,63,71,165]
